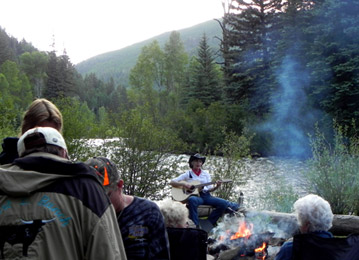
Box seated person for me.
[0,127,125,259]
[170,153,240,228]
[157,198,190,228]
[157,198,212,260]
[275,194,334,260]
[86,156,170,260]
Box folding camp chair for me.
[167,227,208,260]
[292,233,359,260]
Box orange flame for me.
[224,221,268,259]
[254,242,266,252]
[255,242,267,260]
[230,221,253,240]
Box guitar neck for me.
[191,179,232,188]
[193,181,216,188]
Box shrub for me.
[94,110,185,200]
[209,129,253,202]
[306,120,359,214]
[259,182,299,213]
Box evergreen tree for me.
[188,33,222,106]
[108,85,129,115]
[0,28,15,65]
[44,51,61,99]
[0,28,37,66]
[305,0,359,128]
[44,51,76,99]
[222,0,282,116]
[57,52,76,97]
[83,72,106,113]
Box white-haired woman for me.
[157,199,215,260]
[275,194,334,260]
[157,199,190,228]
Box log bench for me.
[244,210,359,237]
[198,205,215,217]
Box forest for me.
[0,0,358,160]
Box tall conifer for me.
[188,33,222,106]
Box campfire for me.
[208,219,274,260]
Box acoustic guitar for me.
[171,179,232,202]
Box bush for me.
[209,129,253,202]
[259,182,299,213]
[54,97,99,160]
[93,110,185,200]
[306,120,359,214]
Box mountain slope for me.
[75,19,222,87]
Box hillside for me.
[75,19,222,87]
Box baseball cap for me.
[17,127,67,157]
[85,157,120,188]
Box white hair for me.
[157,199,189,228]
[294,194,333,233]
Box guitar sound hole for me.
[183,186,195,195]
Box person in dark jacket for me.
[0,127,127,259]
[275,194,334,260]
[0,137,19,164]
[86,156,171,260]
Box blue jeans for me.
[187,192,239,226]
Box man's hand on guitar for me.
[216,180,223,188]
[208,180,222,192]
[182,183,193,190]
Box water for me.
[238,157,308,209]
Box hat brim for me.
[189,156,206,164]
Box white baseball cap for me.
[17,127,67,157]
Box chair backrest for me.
[292,233,359,260]
[167,227,208,260]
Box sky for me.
[0,0,225,64]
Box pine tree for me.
[0,28,15,65]
[44,51,61,99]
[188,33,222,106]
[57,53,76,97]
[222,0,282,116]
[305,0,359,127]
[44,51,76,99]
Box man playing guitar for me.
[170,153,241,228]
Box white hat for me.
[17,127,67,157]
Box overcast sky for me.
[0,0,224,64]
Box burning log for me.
[208,218,273,260]
[209,233,272,259]
[207,209,359,259]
